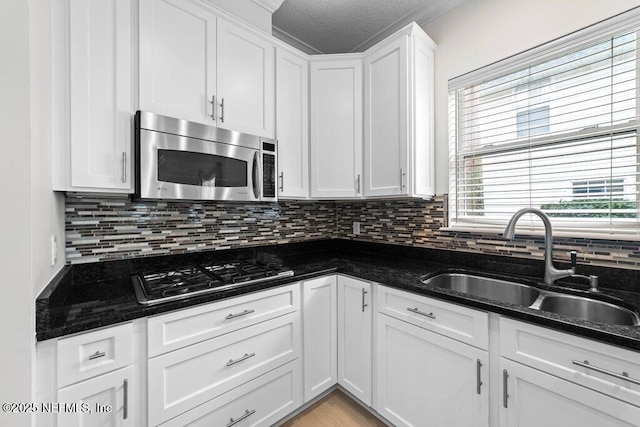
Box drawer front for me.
[58,322,133,388]
[148,284,300,357]
[377,285,488,350]
[159,360,302,427]
[148,312,300,426]
[500,317,640,406]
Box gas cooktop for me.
[132,259,294,305]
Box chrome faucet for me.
[503,208,575,285]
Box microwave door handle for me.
[252,152,261,200]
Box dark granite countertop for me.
[36,239,640,351]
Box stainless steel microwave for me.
[135,111,277,202]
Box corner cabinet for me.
[276,48,310,198]
[302,275,338,402]
[363,23,436,198]
[139,0,275,138]
[337,275,373,406]
[52,0,134,193]
[310,58,364,199]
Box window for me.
[448,14,640,237]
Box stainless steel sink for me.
[423,272,640,326]
[539,294,640,326]
[423,273,541,307]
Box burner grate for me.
[133,259,294,305]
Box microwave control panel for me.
[262,142,276,200]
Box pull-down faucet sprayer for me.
[503,208,575,285]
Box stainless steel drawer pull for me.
[362,288,368,312]
[220,97,225,122]
[121,152,127,183]
[279,172,284,191]
[123,379,128,420]
[476,359,483,395]
[400,168,405,189]
[209,95,216,120]
[356,174,361,194]
[503,369,509,408]
[88,351,106,360]
[226,352,256,367]
[572,360,640,386]
[227,409,256,427]
[407,307,435,319]
[225,309,255,320]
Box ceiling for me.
[272,0,466,54]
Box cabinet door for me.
[139,0,216,125]
[310,59,363,198]
[364,35,409,197]
[276,49,309,198]
[57,367,133,427]
[302,276,337,402]
[376,313,488,427]
[337,276,372,406]
[500,358,640,427]
[68,0,132,191]
[217,18,275,138]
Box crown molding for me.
[348,0,466,53]
[272,25,325,55]
[252,0,285,14]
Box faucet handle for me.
[570,251,577,268]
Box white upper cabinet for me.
[217,18,275,138]
[276,48,309,198]
[139,0,275,138]
[364,35,408,197]
[364,23,436,198]
[53,0,134,193]
[310,58,363,199]
[139,0,217,125]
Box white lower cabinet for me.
[159,360,302,427]
[376,312,489,427]
[148,311,300,426]
[337,275,373,406]
[302,275,338,402]
[500,357,640,427]
[57,367,133,427]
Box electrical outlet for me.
[51,235,57,266]
[353,221,361,235]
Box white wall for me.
[0,1,35,425]
[0,0,65,425]
[422,0,640,194]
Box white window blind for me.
[448,16,640,238]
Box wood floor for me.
[280,390,387,427]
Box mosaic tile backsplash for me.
[337,196,640,270]
[65,195,640,270]
[65,197,336,263]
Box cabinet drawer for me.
[148,284,300,357]
[377,285,488,350]
[159,360,302,427]
[500,317,640,406]
[58,322,133,388]
[148,312,300,426]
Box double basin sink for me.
[422,273,639,326]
